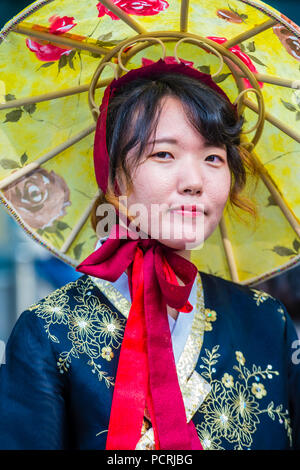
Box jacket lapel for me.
[176,272,211,421]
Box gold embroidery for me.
[197,345,292,450]
[196,423,224,450]
[176,273,207,386]
[204,309,217,331]
[251,288,275,306]
[251,382,267,399]
[92,272,211,398]
[91,277,131,318]
[135,428,156,450]
[182,371,211,422]
[101,346,114,361]
[235,351,246,366]
[277,305,286,322]
[33,276,125,388]
[222,373,234,388]
[92,272,212,450]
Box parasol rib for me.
[250,152,300,238]
[180,0,190,32]
[223,18,278,48]
[0,124,96,190]
[244,98,300,143]
[238,73,300,89]
[61,193,100,254]
[219,216,240,282]
[11,23,109,56]
[97,1,148,34]
[0,79,112,111]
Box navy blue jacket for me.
[0,272,299,450]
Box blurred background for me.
[0,0,299,344]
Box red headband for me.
[93,58,237,195]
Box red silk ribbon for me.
[76,224,202,450]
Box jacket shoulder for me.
[27,274,94,311]
[198,270,287,320]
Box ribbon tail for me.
[106,279,147,449]
[143,249,192,450]
[188,421,203,450]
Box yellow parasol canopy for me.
[0,0,299,285]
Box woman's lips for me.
[169,205,205,217]
[171,209,204,217]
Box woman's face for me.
[119,96,232,251]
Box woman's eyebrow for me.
[148,137,179,145]
[148,137,226,150]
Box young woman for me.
[0,59,299,451]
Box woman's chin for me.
[157,233,205,251]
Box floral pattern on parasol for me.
[0,0,299,285]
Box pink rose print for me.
[142,56,194,67]
[3,168,71,230]
[26,15,77,62]
[207,36,263,89]
[96,0,169,20]
[48,15,76,34]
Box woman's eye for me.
[152,151,173,160]
[205,154,223,163]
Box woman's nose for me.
[177,160,203,195]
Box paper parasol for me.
[0,0,299,285]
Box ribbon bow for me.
[76,224,202,450]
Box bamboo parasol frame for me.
[0,0,299,284]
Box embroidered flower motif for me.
[251,382,267,399]
[251,289,274,306]
[97,309,125,349]
[196,423,223,450]
[68,307,103,358]
[204,396,235,439]
[101,346,114,361]
[235,351,245,365]
[204,308,217,331]
[222,373,234,388]
[197,345,292,449]
[228,382,260,430]
[26,16,77,61]
[34,293,70,324]
[33,277,119,387]
[96,0,169,20]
